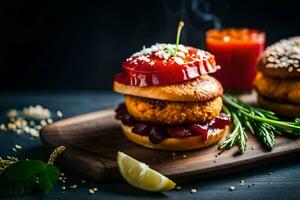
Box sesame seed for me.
[40,120,47,126]
[229,186,235,191]
[57,111,63,117]
[62,186,66,190]
[190,188,197,193]
[240,180,245,186]
[175,186,182,191]
[263,37,300,72]
[15,144,22,149]
[81,180,86,184]
[89,189,95,194]
[93,187,98,192]
[70,184,77,189]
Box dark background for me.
[1,0,299,90]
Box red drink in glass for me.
[206,28,265,91]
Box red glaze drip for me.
[114,45,219,86]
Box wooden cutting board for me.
[40,93,300,182]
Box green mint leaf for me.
[0,160,59,196]
[38,164,59,192]
[0,160,45,196]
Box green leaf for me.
[0,160,44,196]
[38,164,59,192]
[0,160,59,196]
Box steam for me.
[191,0,221,29]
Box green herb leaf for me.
[0,146,65,197]
[221,94,300,153]
[218,111,247,153]
[38,164,59,192]
[0,160,45,196]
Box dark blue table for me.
[1,91,299,200]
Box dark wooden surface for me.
[40,105,300,182]
[1,91,300,200]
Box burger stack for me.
[254,37,300,117]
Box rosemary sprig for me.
[218,110,248,153]
[219,94,300,153]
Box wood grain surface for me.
[40,93,300,182]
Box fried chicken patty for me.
[124,95,222,125]
[254,72,300,105]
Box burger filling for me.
[254,72,300,105]
[124,95,223,125]
[115,102,231,144]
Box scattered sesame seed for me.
[47,118,53,124]
[14,144,22,149]
[93,187,98,192]
[190,188,197,193]
[89,189,95,194]
[182,155,187,158]
[263,37,300,72]
[0,124,6,131]
[57,111,63,117]
[175,186,182,191]
[12,147,17,152]
[70,184,77,189]
[62,186,66,190]
[40,120,47,126]
[81,180,86,184]
[240,180,245,185]
[229,186,235,191]
[60,172,65,176]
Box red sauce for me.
[206,28,265,91]
[115,104,231,144]
[114,45,219,86]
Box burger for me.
[254,37,300,117]
[113,22,231,151]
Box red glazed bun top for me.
[114,43,219,87]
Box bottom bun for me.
[257,94,300,117]
[121,123,229,151]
